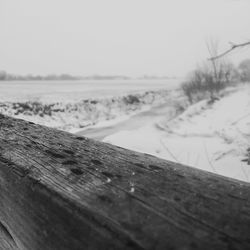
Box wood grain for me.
[0,114,250,250]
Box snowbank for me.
[0,89,176,132]
[104,86,250,182]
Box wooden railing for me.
[0,114,250,250]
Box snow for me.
[0,79,181,103]
[2,78,249,182]
[71,104,152,134]
[0,89,176,132]
[104,86,250,182]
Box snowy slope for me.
[0,89,176,132]
[104,86,250,182]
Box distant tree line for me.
[0,71,178,81]
[0,71,82,81]
[0,71,137,81]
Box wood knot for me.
[91,159,103,165]
[71,168,83,175]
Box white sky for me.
[0,0,250,76]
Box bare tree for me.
[208,41,250,61]
[181,40,237,103]
[206,39,220,89]
[206,39,232,94]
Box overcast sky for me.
[0,0,250,77]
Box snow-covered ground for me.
[104,85,250,182]
[0,79,181,103]
[0,79,181,132]
[0,89,179,132]
[2,79,249,182]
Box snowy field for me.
[0,79,181,131]
[0,79,180,103]
[104,85,250,182]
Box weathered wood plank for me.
[0,114,250,250]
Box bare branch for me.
[208,41,250,61]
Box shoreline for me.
[0,88,182,132]
[75,98,186,140]
[75,90,187,140]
